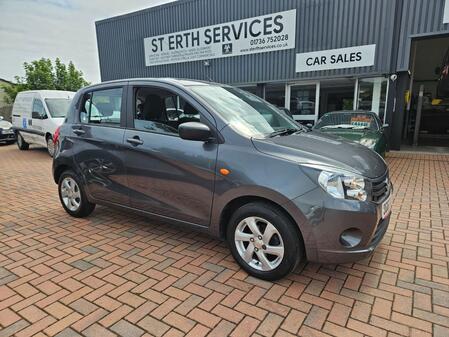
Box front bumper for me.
[0,131,16,142]
[290,186,391,264]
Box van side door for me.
[123,82,218,227]
[70,85,130,206]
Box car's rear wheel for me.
[58,170,95,217]
[226,202,303,280]
[46,136,55,157]
[17,132,29,150]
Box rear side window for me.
[80,88,123,125]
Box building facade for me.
[96,0,449,150]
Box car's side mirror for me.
[41,114,48,120]
[179,122,212,141]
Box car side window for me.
[80,88,123,125]
[32,99,46,119]
[134,87,200,135]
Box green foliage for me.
[1,58,90,104]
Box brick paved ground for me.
[0,143,448,337]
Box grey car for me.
[53,78,392,280]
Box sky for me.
[0,0,176,84]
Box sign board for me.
[444,0,449,23]
[296,44,376,73]
[143,9,296,66]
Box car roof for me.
[325,110,376,115]
[17,90,75,99]
[82,78,223,91]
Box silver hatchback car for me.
[53,78,392,280]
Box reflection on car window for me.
[134,87,200,135]
[190,85,300,138]
[80,88,122,125]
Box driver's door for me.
[124,83,218,227]
[31,98,47,146]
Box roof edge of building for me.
[95,0,195,26]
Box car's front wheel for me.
[58,170,95,217]
[17,132,29,150]
[227,202,304,280]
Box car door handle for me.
[73,129,85,135]
[126,136,144,146]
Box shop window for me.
[265,84,286,108]
[357,78,388,119]
[290,85,316,117]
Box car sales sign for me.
[296,44,376,73]
[143,9,296,66]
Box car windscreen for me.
[315,112,378,131]
[45,98,72,118]
[190,85,300,138]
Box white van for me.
[12,90,75,156]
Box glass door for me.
[287,82,320,125]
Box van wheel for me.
[17,132,29,150]
[226,202,303,281]
[46,136,55,157]
[58,170,95,217]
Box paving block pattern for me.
[0,145,448,337]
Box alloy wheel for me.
[60,177,81,212]
[234,216,284,271]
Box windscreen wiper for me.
[268,128,300,137]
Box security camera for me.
[390,74,397,81]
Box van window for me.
[32,99,46,119]
[134,87,200,135]
[80,88,122,125]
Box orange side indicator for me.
[219,168,230,176]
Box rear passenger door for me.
[123,83,218,227]
[71,85,130,205]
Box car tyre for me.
[17,132,29,150]
[46,136,55,157]
[58,170,95,218]
[226,202,304,281]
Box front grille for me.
[371,173,390,203]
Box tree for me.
[1,58,90,103]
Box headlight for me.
[318,171,367,201]
[359,138,376,149]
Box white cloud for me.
[0,0,176,84]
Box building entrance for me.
[404,35,449,149]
